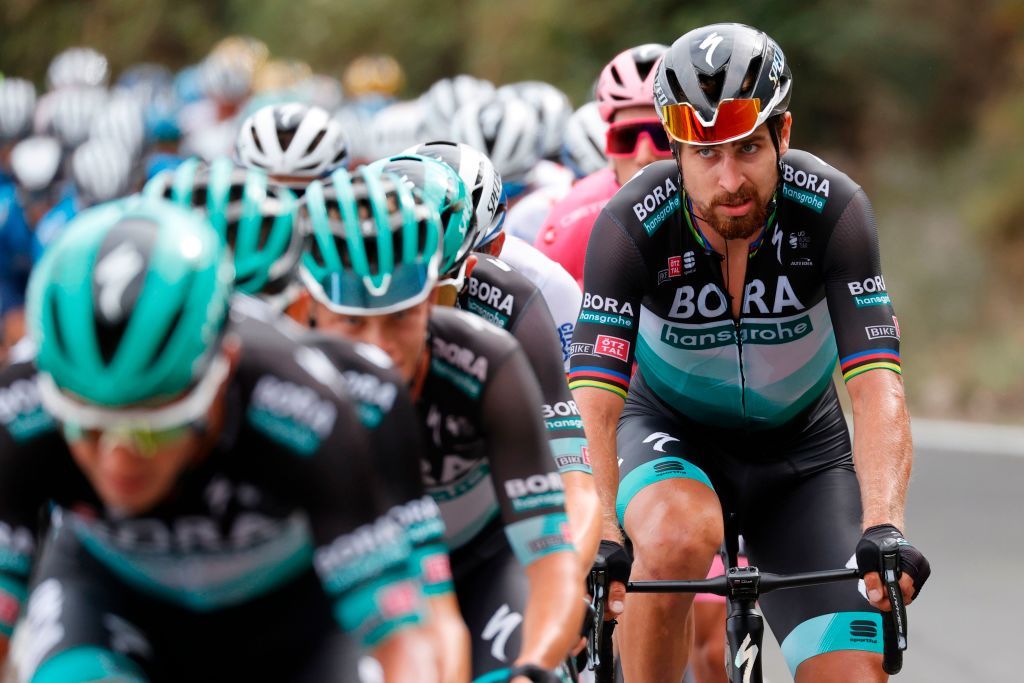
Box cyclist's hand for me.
[856,524,931,610]
[509,663,562,682]
[596,539,631,620]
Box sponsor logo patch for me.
[865,325,899,340]
[568,342,594,356]
[595,335,630,362]
[854,293,891,308]
[782,183,826,213]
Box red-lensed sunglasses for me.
[605,118,673,157]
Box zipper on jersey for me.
[734,319,747,421]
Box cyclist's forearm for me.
[572,387,625,539]
[517,551,584,670]
[426,593,471,683]
[848,370,912,529]
[373,626,440,683]
[563,471,602,576]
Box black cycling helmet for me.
[655,23,792,150]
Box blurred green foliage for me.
[2,0,1022,418]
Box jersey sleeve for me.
[299,392,427,649]
[482,345,574,567]
[539,258,584,373]
[508,289,591,477]
[821,190,902,382]
[568,210,648,400]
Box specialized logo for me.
[643,431,679,453]
[847,276,886,296]
[699,31,724,68]
[733,632,760,683]
[105,614,152,658]
[95,241,145,323]
[632,176,680,236]
[772,222,784,264]
[482,604,523,662]
[595,335,630,362]
[768,45,786,88]
[13,579,65,677]
[865,325,899,340]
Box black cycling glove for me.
[594,539,632,584]
[508,663,562,682]
[856,524,931,599]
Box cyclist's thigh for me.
[10,526,150,682]
[616,404,719,532]
[455,544,528,679]
[742,463,883,677]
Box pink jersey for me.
[534,167,619,286]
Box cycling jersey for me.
[416,307,574,677]
[458,254,589,478]
[31,189,81,263]
[417,307,572,565]
[0,310,427,670]
[569,151,901,430]
[535,167,619,286]
[497,235,582,372]
[0,183,33,317]
[504,161,574,244]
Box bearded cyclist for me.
[570,23,930,682]
[0,198,436,681]
[536,44,672,287]
[302,166,584,682]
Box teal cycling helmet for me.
[27,197,234,408]
[300,166,443,314]
[144,157,304,304]
[365,153,475,284]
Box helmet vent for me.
[147,293,188,371]
[250,124,264,154]
[49,295,68,358]
[741,57,762,97]
[305,129,326,155]
[665,67,685,102]
[697,70,725,104]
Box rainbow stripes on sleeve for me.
[568,366,630,399]
[840,349,901,382]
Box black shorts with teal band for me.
[616,373,884,675]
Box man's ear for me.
[778,112,793,157]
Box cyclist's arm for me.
[507,283,600,577]
[485,345,583,672]
[822,189,912,530]
[568,209,646,542]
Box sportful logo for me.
[95,241,145,323]
[849,619,879,641]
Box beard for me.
[693,183,774,241]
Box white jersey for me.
[503,160,574,244]
[500,234,582,371]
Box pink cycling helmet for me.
[596,43,668,122]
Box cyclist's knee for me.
[626,481,722,576]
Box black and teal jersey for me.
[459,255,591,477]
[0,311,425,650]
[569,150,901,430]
[417,307,573,572]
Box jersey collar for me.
[682,191,777,259]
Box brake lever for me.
[587,564,608,671]
[879,537,907,675]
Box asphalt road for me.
[751,421,1024,682]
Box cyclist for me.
[32,138,136,262]
[302,165,584,681]
[343,54,406,114]
[379,146,600,581]
[536,44,672,287]
[0,77,36,184]
[235,102,350,195]
[570,24,930,682]
[560,102,608,181]
[147,158,468,682]
[1,136,63,351]
[0,197,436,681]
[46,47,110,91]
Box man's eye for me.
[741,143,759,154]
[696,148,715,159]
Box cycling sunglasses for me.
[660,99,762,145]
[605,118,672,157]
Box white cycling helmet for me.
[404,140,507,248]
[11,136,62,191]
[332,104,375,164]
[49,86,108,150]
[0,78,37,142]
[561,101,609,178]
[450,96,541,185]
[370,99,429,158]
[47,47,110,90]
[498,81,572,160]
[420,75,495,139]
[236,102,349,178]
[71,138,135,205]
[89,94,146,160]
